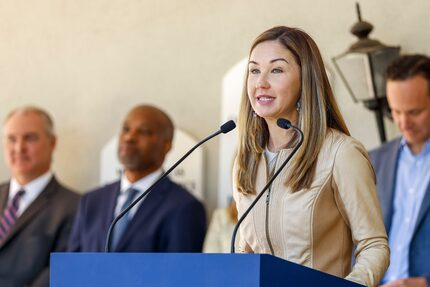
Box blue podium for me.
[51,253,364,287]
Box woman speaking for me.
[233,26,389,287]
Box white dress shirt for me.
[9,171,53,217]
[114,169,163,219]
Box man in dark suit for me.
[68,105,206,252]
[369,55,430,287]
[0,106,79,287]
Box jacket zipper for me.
[264,150,278,256]
[265,187,275,255]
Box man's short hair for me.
[5,106,55,137]
[385,54,430,87]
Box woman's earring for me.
[252,110,257,118]
[296,101,301,111]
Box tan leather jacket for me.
[233,129,389,287]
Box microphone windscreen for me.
[220,120,236,134]
[277,118,291,130]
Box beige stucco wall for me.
[1,0,429,211]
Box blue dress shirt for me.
[382,138,430,283]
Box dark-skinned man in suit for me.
[68,105,206,253]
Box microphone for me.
[230,118,303,253]
[105,120,236,252]
[276,118,293,129]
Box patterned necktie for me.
[0,189,25,241]
[112,187,139,249]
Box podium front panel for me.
[51,253,364,287]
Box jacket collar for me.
[0,176,59,248]
[379,139,402,232]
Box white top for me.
[9,171,53,217]
[114,169,163,218]
[264,148,279,175]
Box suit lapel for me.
[105,183,121,231]
[1,177,58,246]
[380,139,401,232]
[413,180,430,236]
[102,182,121,250]
[117,178,169,250]
[0,184,9,211]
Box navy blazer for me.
[370,138,430,283]
[68,177,206,253]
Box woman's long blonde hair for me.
[235,26,350,195]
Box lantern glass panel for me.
[369,47,401,98]
[334,53,374,101]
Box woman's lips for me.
[256,95,275,104]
